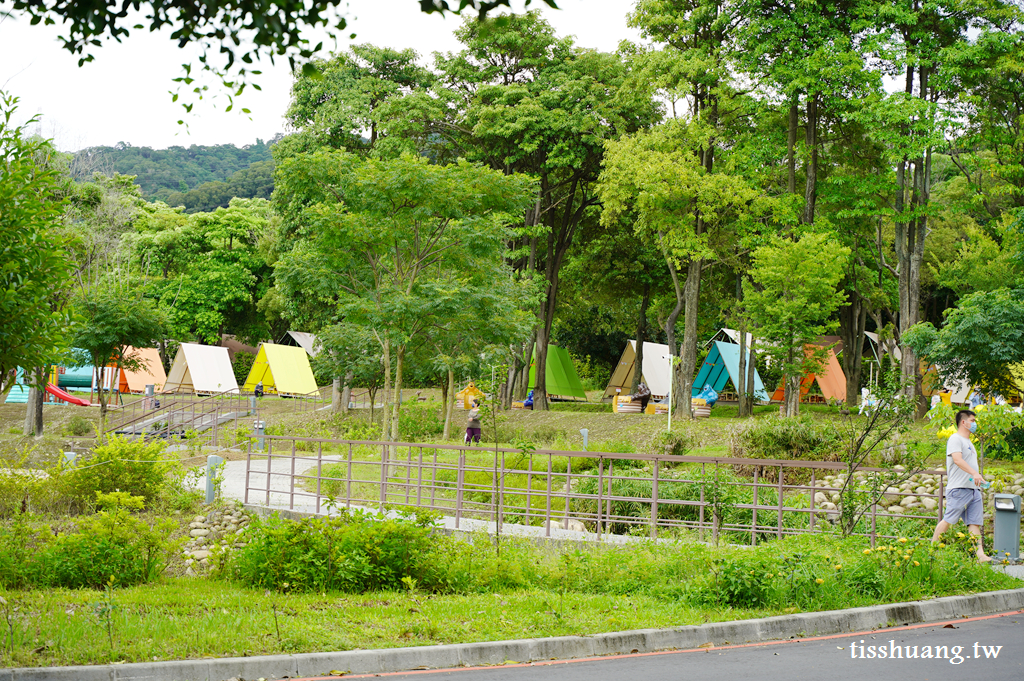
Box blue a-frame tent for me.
[692,341,770,401]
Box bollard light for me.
[580,428,589,451]
[993,493,1021,560]
[206,455,225,504]
[253,419,266,452]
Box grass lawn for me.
[3,532,1018,668]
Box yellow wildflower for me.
[835,564,842,570]
[913,561,920,566]
[815,578,824,585]
[898,537,908,543]
[863,549,872,555]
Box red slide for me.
[45,383,91,406]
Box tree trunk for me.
[23,367,44,437]
[380,338,392,442]
[341,370,353,414]
[332,377,343,412]
[737,321,748,417]
[389,344,405,443]
[787,100,798,196]
[534,327,550,411]
[678,258,703,420]
[443,368,455,440]
[630,289,651,393]
[839,290,867,407]
[802,93,818,225]
[658,232,685,412]
[745,336,758,416]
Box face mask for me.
[968,421,978,434]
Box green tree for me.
[273,150,534,441]
[384,13,659,409]
[904,287,1024,400]
[600,119,767,415]
[744,233,851,417]
[72,291,167,430]
[0,93,71,403]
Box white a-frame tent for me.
[163,343,239,394]
[603,340,672,399]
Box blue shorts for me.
[942,488,984,526]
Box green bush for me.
[730,416,844,462]
[224,510,438,592]
[64,414,94,437]
[58,437,176,509]
[0,492,175,589]
[232,351,256,386]
[397,404,445,441]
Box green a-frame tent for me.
[692,341,770,401]
[529,345,588,400]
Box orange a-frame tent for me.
[770,345,847,403]
[97,347,168,394]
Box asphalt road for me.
[285,611,1023,681]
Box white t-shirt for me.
[946,433,978,490]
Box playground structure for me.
[454,382,485,410]
[241,343,319,397]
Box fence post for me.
[564,456,572,527]
[315,441,323,515]
[546,455,553,537]
[596,457,604,541]
[289,439,297,510]
[455,453,465,529]
[650,459,659,539]
[776,464,784,540]
[809,469,816,533]
[244,437,251,505]
[751,466,759,546]
[346,443,353,510]
[379,442,388,513]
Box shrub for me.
[2,492,175,589]
[731,416,843,461]
[232,351,256,386]
[224,510,438,592]
[64,414,94,437]
[58,437,176,510]
[397,405,445,441]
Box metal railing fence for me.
[243,435,947,545]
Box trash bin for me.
[992,493,1021,560]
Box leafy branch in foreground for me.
[835,371,922,537]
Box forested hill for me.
[73,139,278,205]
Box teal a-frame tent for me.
[529,345,588,400]
[692,341,770,401]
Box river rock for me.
[190,528,210,538]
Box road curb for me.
[4,588,1024,681]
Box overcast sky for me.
[0,0,641,152]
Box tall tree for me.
[0,93,71,410]
[273,150,534,440]
[744,233,851,416]
[389,13,659,409]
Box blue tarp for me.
[692,341,770,401]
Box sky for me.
[0,0,642,152]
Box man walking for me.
[932,409,990,562]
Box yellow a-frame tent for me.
[242,343,318,396]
